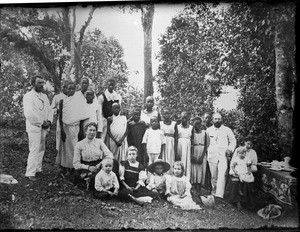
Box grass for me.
[0,130,299,230]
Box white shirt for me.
[23,89,53,133]
[206,124,236,163]
[50,92,67,121]
[84,100,99,129]
[97,89,122,133]
[142,128,166,154]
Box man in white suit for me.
[23,75,53,181]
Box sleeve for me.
[146,174,156,190]
[119,164,125,181]
[99,139,113,158]
[112,173,120,190]
[137,170,147,187]
[73,142,89,170]
[94,173,104,192]
[165,174,172,195]
[227,128,237,152]
[142,129,148,144]
[23,93,43,126]
[250,151,258,172]
[97,95,104,133]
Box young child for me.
[174,111,193,179]
[118,146,158,205]
[191,117,210,194]
[107,102,128,163]
[146,159,170,199]
[94,157,119,200]
[160,108,176,174]
[165,161,202,210]
[140,96,161,127]
[127,107,147,166]
[142,116,166,166]
[229,146,254,195]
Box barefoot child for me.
[107,102,128,163]
[146,159,170,199]
[142,116,166,166]
[94,157,119,200]
[191,117,210,194]
[160,108,176,173]
[174,111,193,179]
[118,146,158,205]
[166,161,202,210]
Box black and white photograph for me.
[0,0,298,230]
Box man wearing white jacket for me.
[207,113,236,199]
[23,75,53,181]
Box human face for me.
[238,152,246,160]
[102,161,113,174]
[181,113,189,126]
[132,110,141,122]
[85,90,94,103]
[245,141,252,150]
[112,104,120,116]
[127,150,138,163]
[193,120,202,131]
[150,117,159,129]
[163,110,171,121]
[62,84,68,95]
[173,164,182,177]
[34,77,45,93]
[203,113,211,125]
[212,113,222,128]
[67,84,76,96]
[107,81,115,93]
[145,97,154,111]
[81,79,89,93]
[86,125,96,139]
[154,164,164,175]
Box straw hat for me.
[147,159,170,173]
[257,204,282,219]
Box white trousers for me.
[26,129,48,177]
[208,157,228,198]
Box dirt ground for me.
[0,131,299,230]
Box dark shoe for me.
[27,176,37,181]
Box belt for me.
[193,143,204,146]
[164,133,174,137]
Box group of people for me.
[23,75,258,210]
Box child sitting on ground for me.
[146,159,170,199]
[165,161,202,210]
[94,157,119,200]
[118,146,159,205]
[229,146,254,195]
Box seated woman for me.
[224,146,256,210]
[73,122,119,190]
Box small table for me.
[257,164,297,207]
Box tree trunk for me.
[274,18,294,158]
[141,4,154,102]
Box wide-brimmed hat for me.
[147,159,170,173]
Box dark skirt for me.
[224,175,256,209]
[118,186,159,201]
[73,159,120,191]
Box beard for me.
[214,122,222,128]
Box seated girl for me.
[94,157,119,200]
[225,146,255,210]
[118,146,159,205]
[146,159,170,199]
[165,161,202,210]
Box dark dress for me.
[102,93,119,119]
[127,121,147,166]
[118,161,158,201]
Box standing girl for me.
[142,116,166,166]
[118,146,158,205]
[174,111,193,179]
[191,117,210,194]
[160,108,176,173]
[165,161,202,210]
[107,102,128,163]
[140,96,161,127]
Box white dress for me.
[160,121,176,173]
[177,124,193,179]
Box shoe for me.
[27,176,37,181]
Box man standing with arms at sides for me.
[97,78,122,142]
[23,75,53,181]
[207,112,236,199]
